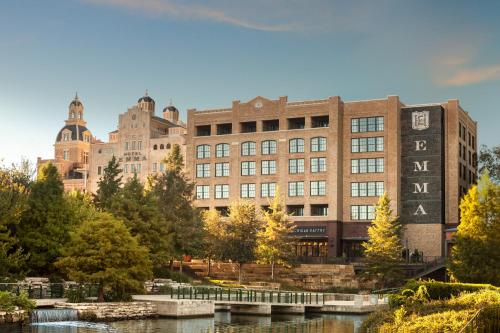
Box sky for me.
[1,0,499,166]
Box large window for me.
[262,140,277,155]
[241,141,256,156]
[196,144,210,159]
[351,182,384,197]
[351,205,376,220]
[196,163,210,178]
[311,157,326,173]
[215,184,229,199]
[261,182,276,198]
[215,162,230,177]
[289,138,305,153]
[311,204,328,216]
[216,143,230,157]
[287,205,304,216]
[289,158,305,174]
[63,150,69,160]
[196,185,210,199]
[295,240,328,257]
[351,116,384,133]
[261,160,276,175]
[311,137,327,152]
[288,181,304,197]
[351,137,384,153]
[241,161,256,176]
[310,181,326,196]
[351,158,384,173]
[241,183,256,198]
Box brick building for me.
[186,95,477,260]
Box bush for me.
[154,268,192,283]
[65,288,88,303]
[0,291,36,313]
[362,288,500,333]
[399,280,499,301]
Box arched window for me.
[289,138,305,153]
[160,144,165,149]
[216,143,230,157]
[261,140,277,155]
[167,143,171,149]
[241,141,256,156]
[78,112,82,119]
[153,144,158,150]
[70,112,75,119]
[311,137,327,152]
[196,145,211,159]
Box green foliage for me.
[448,173,500,285]
[0,164,30,279]
[18,162,74,276]
[255,188,296,280]
[362,288,500,333]
[390,280,500,307]
[362,193,404,288]
[201,209,224,264]
[0,291,35,313]
[94,156,122,210]
[65,287,88,303]
[478,144,500,183]
[110,175,173,271]
[55,212,152,302]
[152,144,203,265]
[154,268,192,283]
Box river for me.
[1,312,366,333]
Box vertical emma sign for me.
[401,106,444,224]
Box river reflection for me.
[1,312,366,333]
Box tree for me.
[152,144,203,273]
[0,164,30,279]
[222,201,262,284]
[201,209,224,276]
[17,163,73,276]
[94,156,122,210]
[256,188,296,280]
[110,175,173,272]
[448,173,500,285]
[362,193,404,288]
[478,145,500,183]
[55,212,152,301]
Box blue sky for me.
[1,0,499,165]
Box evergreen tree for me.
[223,200,262,284]
[18,163,73,276]
[256,188,296,280]
[152,144,203,272]
[94,156,122,210]
[110,174,173,272]
[55,212,152,301]
[478,145,500,183]
[448,173,500,285]
[362,193,404,288]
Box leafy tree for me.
[152,144,203,273]
[0,165,30,279]
[256,188,296,280]
[448,173,500,285]
[55,212,152,301]
[362,192,404,288]
[222,200,262,284]
[110,175,173,272]
[201,209,224,276]
[94,156,122,210]
[478,145,500,183]
[18,163,73,276]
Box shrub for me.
[154,268,192,283]
[0,291,36,313]
[65,288,88,303]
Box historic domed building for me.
[37,94,95,191]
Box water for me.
[0,312,366,333]
[31,309,79,323]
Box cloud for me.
[439,65,500,86]
[82,0,301,31]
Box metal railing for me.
[460,305,500,333]
[158,286,327,305]
[0,283,98,299]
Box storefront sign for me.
[292,226,327,235]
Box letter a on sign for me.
[414,204,427,216]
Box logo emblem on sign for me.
[412,111,430,130]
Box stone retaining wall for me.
[54,302,156,320]
[0,310,26,324]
